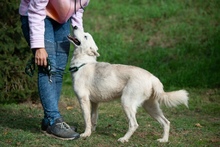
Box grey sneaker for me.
[41,119,77,132]
[44,118,80,140]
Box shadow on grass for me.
[0,104,42,134]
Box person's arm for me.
[71,8,84,30]
[28,0,49,66]
[70,0,90,30]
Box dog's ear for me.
[87,47,100,57]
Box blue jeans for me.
[21,16,70,125]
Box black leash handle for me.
[42,58,52,75]
[25,58,51,77]
[25,58,35,77]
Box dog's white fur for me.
[68,27,189,143]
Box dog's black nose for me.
[73,26,78,30]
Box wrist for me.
[33,48,45,50]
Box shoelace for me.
[56,122,71,130]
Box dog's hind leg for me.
[142,99,170,142]
[91,102,99,131]
[118,95,139,143]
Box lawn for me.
[0,88,219,146]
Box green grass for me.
[1,0,220,146]
[0,88,219,146]
[83,0,220,88]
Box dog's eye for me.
[84,36,87,39]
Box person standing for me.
[19,0,90,140]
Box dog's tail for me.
[152,77,189,108]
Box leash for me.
[25,58,35,77]
[25,58,52,77]
[25,58,86,82]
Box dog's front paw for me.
[118,137,129,143]
[157,138,168,142]
[80,132,91,138]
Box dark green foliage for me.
[0,1,38,103]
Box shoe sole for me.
[42,130,80,140]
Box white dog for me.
[67,26,189,143]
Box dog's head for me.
[67,26,100,57]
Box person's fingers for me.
[35,58,47,66]
[34,48,48,66]
[43,58,48,67]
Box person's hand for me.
[34,48,48,67]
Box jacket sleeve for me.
[71,8,84,31]
[70,0,90,31]
[28,0,49,49]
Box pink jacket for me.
[19,0,90,49]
